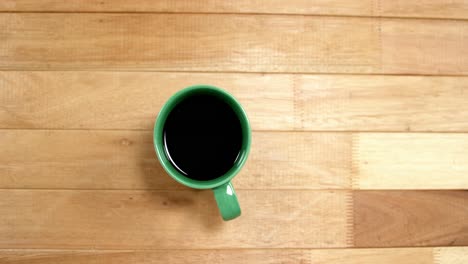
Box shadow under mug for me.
[153,85,251,221]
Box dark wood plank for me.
[354,191,468,247]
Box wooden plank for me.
[0,13,380,73]
[382,19,468,75]
[0,71,294,130]
[435,247,468,264]
[241,132,351,189]
[296,75,468,131]
[0,130,351,190]
[0,190,350,249]
[1,14,467,74]
[2,72,468,132]
[4,129,468,190]
[0,0,374,16]
[353,133,468,189]
[1,0,468,20]
[353,191,468,247]
[380,1,468,20]
[0,248,436,264]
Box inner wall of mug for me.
[154,85,251,189]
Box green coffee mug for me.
[153,85,251,221]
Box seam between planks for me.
[433,248,441,264]
[0,246,464,251]
[0,11,467,22]
[345,191,355,247]
[350,134,360,190]
[0,246,417,251]
[3,67,468,77]
[3,68,468,78]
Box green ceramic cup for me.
[153,85,251,221]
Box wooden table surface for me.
[1,1,468,263]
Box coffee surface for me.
[163,93,243,181]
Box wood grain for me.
[353,133,468,189]
[382,19,468,75]
[1,0,468,20]
[1,14,467,74]
[0,14,381,73]
[0,248,437,264]
[380,1,468,20]
[3,130,468,190]
[0,190,350,249]
[0,71,294,130]
[0,0,467,260]
[241,132,351,189]
[435,247,468,264]
[0,130,351,190]
[354,191,468,247]
[0,0,374,16]
[2,71,468,131]
[296,75,468,131]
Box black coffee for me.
[163,93,243,181]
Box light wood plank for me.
[1,0,468,20]
[0,190,350,249]
[241,132,351,189]
[354,191,468,247]
[380,1,468,19]
[435,247,468,264]
[0,130,351,190]
[0,14,380,73]
[353,133,468,189]
[0,248,436,264]
[0,71,294,130]
[382,19,468,75]
[2,72,468,131]
[296,75,468,131]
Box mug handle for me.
[213,181,241,221]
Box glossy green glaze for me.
[153,85,251,221]
[213,182,241,221]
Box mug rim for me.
[153,85,251,189]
